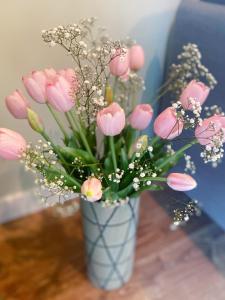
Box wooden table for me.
[0,190,225,300]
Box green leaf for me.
[104,156,114,172]
[103,189,119,201]
[42,166,81,189]
[57,146,97,164]
[125,126,136,152]
[68,133,81,148]
[129,185,164,198]
[118,183,134,198]
[120,147,128,170]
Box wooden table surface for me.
[0,190,225,300]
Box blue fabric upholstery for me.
[161,0,225,230]
[202,0,225,5]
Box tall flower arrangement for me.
[0,18,224,223]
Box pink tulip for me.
[23,71,48,103]
[81,177,102,202]
[129,44,145,71]
[44,68,57,81]
[180,80,210,110]
[97,103,125,136]
[195,116,222,145]
[119,68,130,81]
[129,104,153,130]
[167,173,197,191]
[0,128,27,160]
[109,49,129,77]
[58,68,77,85]
[5,90,30,119]
[154,107,184,140]
[46,75,75,112]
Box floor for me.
[0,190,225,300]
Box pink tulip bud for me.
[154,107,184,140]
[27,109,44,134]
[5,90,30,119]
[180,80,210,110]
[23,71,48,103]
[97,103,126,136]
[0,128,27,160]
[46,75,75,112]
[81,177,102,202]
[129,104,153,130]
[109,49,129,77]
[195,116,222,145]
[129,44,145,71]
[167,173,197,191]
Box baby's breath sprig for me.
[163,43,217,97]
[42,18,127,125]
[184,154,196,174]
[20,139,57,173]
[200,129,225,166]
[173,200,201,226]
[172,100,202,129]
[166,144,175,156]
[20,140,80,205]
[204,105,225,118]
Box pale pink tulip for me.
[97,103,125,136]
[195,116,222,145]
[154,107,184,140]
[129,45,145,71]
[129,104,153,130]
[57,68,78,88]
[5,90,30,119]
[44,68,57,81]
[119,68,130,81]
[46,75,75,112]
[167,173,197,191]
[109,49,129,77]
[180,80,210,110]
[23,71,48,103]
[0,128,27,160]
[81,177,102,202]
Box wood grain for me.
[0,190,225,300]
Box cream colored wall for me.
[0,0,181,220]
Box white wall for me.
[0,0,181,220]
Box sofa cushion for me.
[161,0,225,230]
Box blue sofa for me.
[160,0,225,230]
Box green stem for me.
[151,88,170,106]
[157,139,198,169]
[47,104,69,143]
[113,76,118,100]
[109,136,117,172]
[118,176,166,198]
[67,111,95,161]
[65,112,77,132]
[150,135,161,146]
[140,177,167,182]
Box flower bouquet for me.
[1,18,224,290]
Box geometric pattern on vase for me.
[80,198,140,290]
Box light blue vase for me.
[80,198,140,290]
